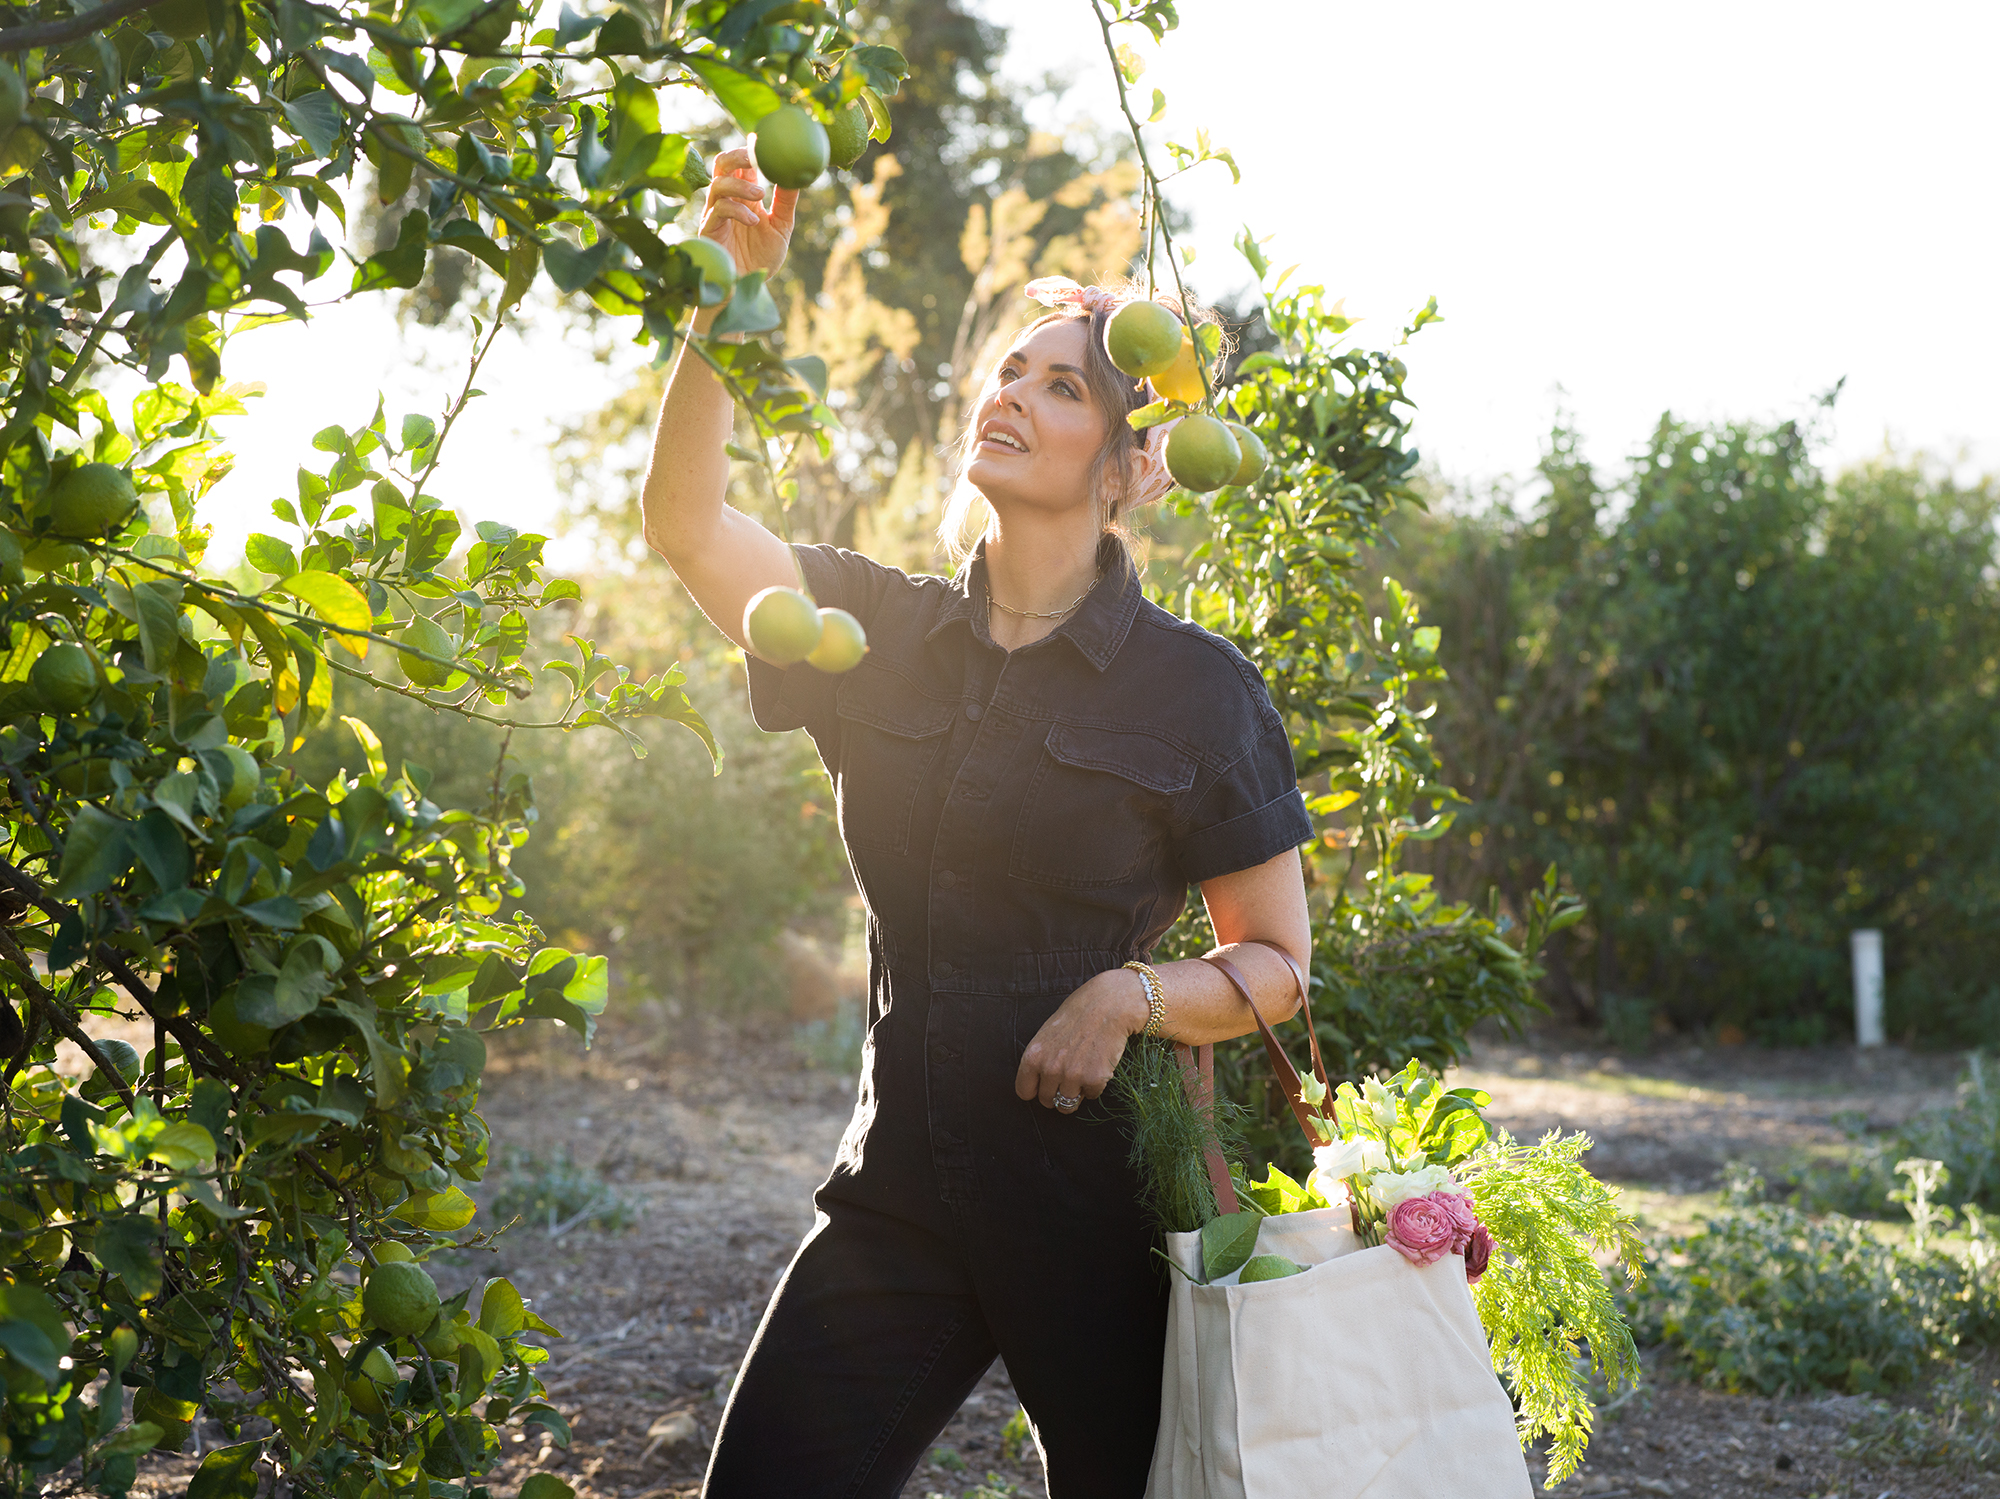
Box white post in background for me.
[1851,929,1884,1048]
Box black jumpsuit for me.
[703,536,1311,1497]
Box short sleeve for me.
[1168,718,1312,884]
[745,542,910,742]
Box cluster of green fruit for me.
[1104,300,1269,495]
[743,585,867,672]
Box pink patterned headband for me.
[1021,276,1181,510]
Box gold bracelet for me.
[1123,960,1167,1040]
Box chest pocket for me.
[1011,723,1197,889]
[835,666,956,855]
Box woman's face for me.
[964,319,1106,521]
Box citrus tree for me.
[1083,0,1582,1167]
[0,0,902,1493]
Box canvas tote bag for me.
[1144,944,1532,1499]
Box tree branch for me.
[0,0,165,52]
[0,927,141,1114]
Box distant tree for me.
[1396,419,2000,1046]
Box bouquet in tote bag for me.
[1132,943,1642,1499]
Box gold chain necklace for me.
[987,572,1100,622]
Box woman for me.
[643,148,1313,1498]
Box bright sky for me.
[197,0,1999,562]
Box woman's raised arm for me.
[641,147,802,653]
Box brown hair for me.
[938,284,1225,566]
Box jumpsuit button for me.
[929,1044,954,1063]
[937,870,957,889]
[933,960,955,979]
[964,702,985,721]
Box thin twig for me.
[0,0,165,51]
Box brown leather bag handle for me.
[1172,940,1322,1218]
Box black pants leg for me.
[702,1202,999,1498]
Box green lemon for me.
[23,539,90,573]
[360,1344,400,1385]
[1225,422,1268,486]
[1237,1253,1306,1283]
[47,463,138,540]
[743,585,824,666]
[827,100,871,170]
[372,1241,417,1267]
[679,235,737,304]
[752,104,829,190]
[29,641,98,711]
[1165,414,1242,493]
[363,1259,441,1338]
[217,743,261,810]
[804,608,867,673]
[1104,300,1183,380]
[346,1371,387,1419]
[205,989,273,1056]
[396,614,456,689]
[0,528,23,585]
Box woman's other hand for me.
[699,146,796,281]
[1016,969,1149,1111]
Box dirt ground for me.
[389,1014,1983,1499]
[84,1004,1983,1498]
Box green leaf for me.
[685,56,785,131]
[1200,1211,1261,1282]
[0,1319,61,1385]
[55,806,131,898]
[1126,400,1175,432]
[187,1440,263,1499]
[95,1214,164,1299]
[707,269,781,338]
[478,1277,525,1337]
[518,1475,574,1499]
[245,533,299,578]
[393,1185,477,1230]
[352,208,430,293]
[275,569,373,648]
[277,90,342,157]
[543,236,612,294]
[98,1422,166,1457]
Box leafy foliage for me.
[1840,1360,2000,1476]
[1807,1053,2000,1217]
[1148,241,1584,1167]
[1462,1130,1645,1484]
[0,0,907,1491]
[1630,1166,2000,1398]
[1393,422,2000,1044]
[1109,1036,1245,1236]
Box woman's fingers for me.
[767,186,799,235]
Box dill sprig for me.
[1112,1037,1248,1235]
[1461,1127,1647,1486]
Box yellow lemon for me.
[1104,300,1183,381]
[1165,414,1241,493]
[1151,335,1209,406]
[752,105,829,190]
[805,608,867,673]
[1225,422,1268,486]
[744,586,823,666]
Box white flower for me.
[1313,1137,1389,1182]
[1298,1072,1328,1108]
[1362,1077,1398,1131]
[1371,1164,1450,1209]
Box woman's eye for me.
[1052,380,1076,398]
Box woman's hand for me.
[1015,969,1149,1112]
[698,146,797,281]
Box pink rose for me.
[1385,1194,1457,1267]
[1436,1190,1480,1252]
[1462,1223,1494,1284]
